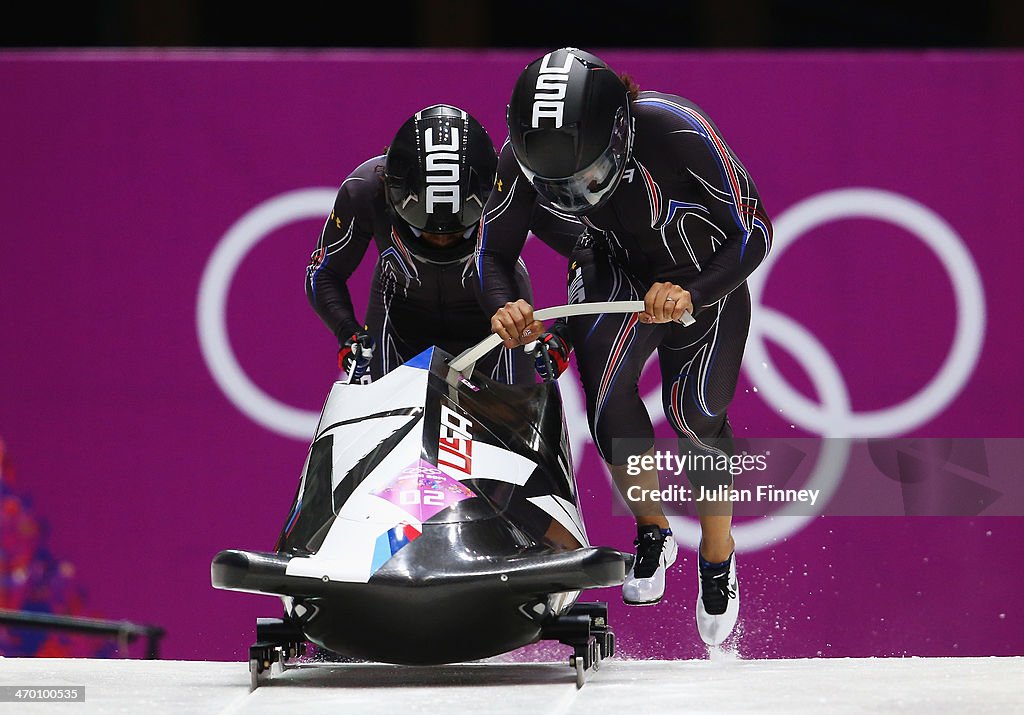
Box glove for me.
[532,332,572,381]
[338,331,374,382]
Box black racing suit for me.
[307,155,581,384]
[475,92,773,483]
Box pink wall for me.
[1,50,1021,661]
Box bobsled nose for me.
[497,546,629,595]
[211,549,304,596]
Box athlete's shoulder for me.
[632,91,710,129]
[495,139,520,173]
[336,154,387,203]
[632,91,734,167]
[490,139,528,201]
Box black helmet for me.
[384,104,497,235]
[507,47,633,215]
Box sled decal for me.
[370,522,424,572]
[437,402,473,478]
[372,459,475,522]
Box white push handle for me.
[448,300,694,374]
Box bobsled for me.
[211,302,669,688]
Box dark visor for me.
[517,107,631,214]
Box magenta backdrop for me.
[1,50,1021,661]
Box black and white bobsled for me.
[211,302,652,688]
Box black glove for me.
[338,331,375,382]
[532,332,572,381]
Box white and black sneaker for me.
[622,525,678,606]
[696,551,739,645]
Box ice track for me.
[1,656,1021,714]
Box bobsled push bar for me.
[448,300,694,379]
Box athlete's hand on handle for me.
[640,282,694,324]
[338,331,375,382]
[491,300,545,348]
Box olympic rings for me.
[198,187,986,552]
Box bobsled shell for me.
[402,347,435,370]
[527,494,589,548]
[213,317,641,667]
[441,440,538,486]
[284,502,425,583]
[331,421,426,521]
[270,344,616,590]
[316,358,431,429]
[278,410,424,550]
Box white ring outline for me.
[744,187,986,437]
[197,188,337,439]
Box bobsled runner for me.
[211,301,679,689]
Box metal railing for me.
[0,608,166,659]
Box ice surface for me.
[0,655,1021,714]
